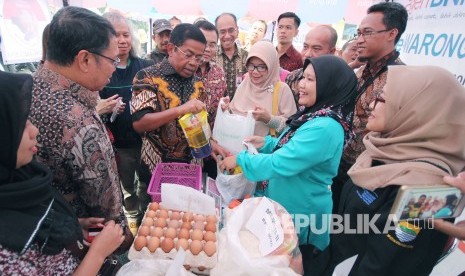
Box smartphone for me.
[390,185,465,220]
[87,227,103,243]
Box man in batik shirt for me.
[131,24,207,185]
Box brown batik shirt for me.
[30,66,125,222]
[215,44,248,99]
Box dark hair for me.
[47,6,116,66]
[445,194,458,206]
[277,12,301,28]
[170,23,206,47]
[214,13,237,26]
[367,2,408,44]
[194,20,218,37]
[41,23,50,62]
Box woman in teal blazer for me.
[220,55,357,274]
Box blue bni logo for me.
[356,189,378,205]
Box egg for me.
[190,240,202,255]
[149,202,159,211]
[204,241,216,256]
[147,237,160,253]
[133,236,147,251]
[205,222,216,232]
[204,231,216,242]
[206,215,217,223]
[181,221,192,230]
[182,212,194,222]
[164,227,177,239]
[194,214,206,222]
[151,226,164,238]
[158,209,169,219]
[191,229,203,241]
[171,211,181,221]
[161,237,174,253]
[137,225,150,236]
[176,238,189,251]
[168,219,179,229]
[193,221,205,231]
[146,210,157,218]
[178,228,190,240]
[142,218,154,227]
[154,217,167,228]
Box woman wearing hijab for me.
[220,55,357,273]
[0,71,124,275]
[226,40,297,137]
[321,66,465,276]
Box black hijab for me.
[275,55,357,151]
[0,71,83,256]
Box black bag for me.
[97,255,123,276]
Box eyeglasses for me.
[218,28,237,36]
[88,51,120,67]
[356,29,392,39]
[247,64,267,72]
[373,95,386,109]
[175,46,203,64]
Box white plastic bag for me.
[116,259,195,276]
[215,170,256,206]
[212,100,255,154]
[211,197,303,276]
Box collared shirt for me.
[285,67,303,108]
[343,51,404,164]
[30,66,125,221]
[215,44,248,99]
[279,45,303,72]
[194,61,227,129]
[146,46,168,64]
[131,59,206,180]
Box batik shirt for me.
[285,68,303,108]
[194,61,227,130]
[279,45,303,72]
[343,51,404,164]
[215,45,248,99]
[131,59,206,177]
[30,67,125,222]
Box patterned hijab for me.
[277,55,357,150]
[348,66,465,190]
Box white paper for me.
[245,197,284,256]
[206,177,222,210]
[161,183,216,215]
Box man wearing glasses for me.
[332,2,408,212]
[131,24,208,188]
[214,13,248,99]
[29,6,132,250]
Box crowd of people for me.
[1,2,465,275]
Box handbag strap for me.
[269,82,281,137]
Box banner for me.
[396,0,465,86]
[0,0,51,64]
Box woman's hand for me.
[210,139,231,161]
[218,155,237,174]
[88,220,125,258]
[252,105,271,123]
[433,173,465,240]
[220,96,230,111]
[244,136,265,149]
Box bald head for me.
[301,25,338,61]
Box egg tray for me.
[128,204,219,274]
[128,238,217,273]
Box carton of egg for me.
[128,202,219,274]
